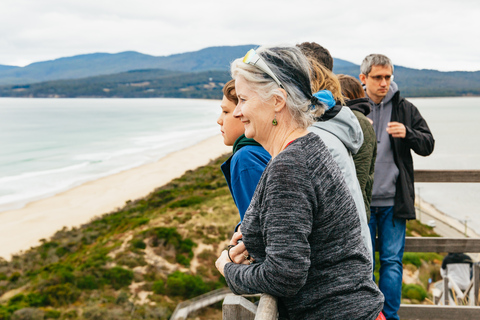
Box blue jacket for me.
[221,135,270,225]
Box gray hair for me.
[230,45,324,129]
[360,54,394,75]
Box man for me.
[359,54,435,320]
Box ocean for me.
[1,97,479,233]
[409,97,480,233]
[0,98,220,212]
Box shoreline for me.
[0,134,231,260]
[0,133,477,261]
[415,197,480,238]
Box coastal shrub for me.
[165,271,210,299]
[9,272,21,282]
[416,252,444,263]
[169,196,204,208]
[103,267,133,290]
[175,254,190,267]
[62,309,78,319]
[406,220,440,237]
[42,283,80,306]
[55,246,70,257]
[152,279,165,294]
[0,273,6,281]
[131,238,146,250]
[146,227,196,257]
[8,294,25,306]
[0,305,10,320]
[44,309,61,319]
[76,275,100,290]
[402,284,427,301]
[403,253,422,268]
[131,217,150,228]
[25,292,48,307]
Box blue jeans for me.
[369,206,406,320]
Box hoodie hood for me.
[382,80,399,105]
[366,80,399,144]
[310,106,363,154]
[345,97,371,116]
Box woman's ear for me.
[273,88,287,113]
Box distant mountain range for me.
[0,45,479,98]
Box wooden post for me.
[443,276,450,305]
[223,294,257,320]
[255,294,278,320]
[474,263,480,306]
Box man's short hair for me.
[360,54,394,75]
[296,42,333,71]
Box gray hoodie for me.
[309,106,373,261]
[366,81,400,207]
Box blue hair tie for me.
[312,90,335,109]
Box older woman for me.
[215,46,384,319]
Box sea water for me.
[0,98,221,212]
[410,97,480,233]
[1,97,479,233]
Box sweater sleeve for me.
[224,154,314,297]
[230,147,269,222]
[403,103,435,156]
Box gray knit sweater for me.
[224,133,383,320]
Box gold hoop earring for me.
[272,114,278,126]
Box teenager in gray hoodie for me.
[308,89,373,260]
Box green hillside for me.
[2,65,479,99]
[333,65,480,97]
[0,154,238,320]
[0,69,231,99]
[0,150,447,319]
[0,45,255,86]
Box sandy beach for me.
[1,132,477,261]
[0,134,231,260]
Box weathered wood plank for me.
[255,294,278,320]
[414,170,480,183]
[403,237,480,252]
[398,304,480,319]
[474,264,480,306]
[223,294,257,320]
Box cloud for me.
[0,0,479,71]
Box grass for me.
[0,153,237,319]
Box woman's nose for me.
[233,104,241,118]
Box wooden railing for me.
[221,170,480,319]
[398,238,480,320]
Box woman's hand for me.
[215,250,230,277]
[215,231,255,276]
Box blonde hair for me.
[309,58,345,105]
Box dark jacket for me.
[390,91,435,219]
[346,97,377,220]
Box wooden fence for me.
[221,170,480,319]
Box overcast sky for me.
[1,0,479,71]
